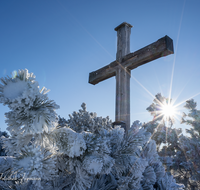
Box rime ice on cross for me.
[89,22,174,132]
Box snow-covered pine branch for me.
[0,70,184,189]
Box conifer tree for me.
[145,93,200,189]
[0,131,9,156]
[180,99,200,189]
[0,69,184,189]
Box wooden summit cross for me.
[89,22,174,132]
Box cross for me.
[89,22,174,132]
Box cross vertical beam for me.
[115,22,132,61]
[115,22,133,131]
[115,67,131,131]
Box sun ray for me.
[168,0,186,103]
[131,75,156,99]
[131,111,152,115]
[174,91,200,108]
[155,71,164,96]
[171,80,190,106]
[57,0,115,59]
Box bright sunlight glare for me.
[161,103,176,120]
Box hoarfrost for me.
[3,80,27,99]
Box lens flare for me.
[12,70,17,78]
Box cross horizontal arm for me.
[122,35,174,70]
[89,35,173,85]
[89,60,119,85]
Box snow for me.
[83,156,103,175]
[53,127,86,157]
[17,156,31,169]
[88,160,102,174]
[0,156,13,172]
[32,114,49,134]
[70,138,85,157]
[3,80,27,99]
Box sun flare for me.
[160,102,177,121]
[162,104,175,118]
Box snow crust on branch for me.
[0,69,59,136]
[51,127,86,157]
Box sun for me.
[161,103,175,118]
[148,94,181,125]
[160,102,177,122]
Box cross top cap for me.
[114,22,133,31]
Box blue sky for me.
[0,0,200,133]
